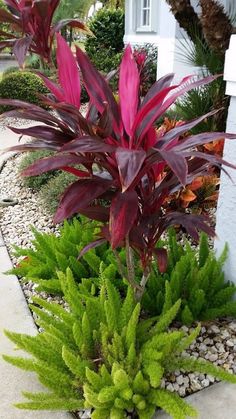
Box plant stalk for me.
[125,235,142,293]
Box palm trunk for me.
[199,0,232,56]
[165,0,204,43]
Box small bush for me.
[38,171,76,213]
[18,151,57,190]
[4,272,236,417]
[0,71,49,113]
[142,230,236,325]
[85,8,124,74]
[10,218,236,325]
[10,217,126,294]
[2,66,19,79]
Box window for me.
[141,0,150,28]
[136,0,153,31]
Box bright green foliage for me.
[85,8,124,75]
[18,151,57,190]
[4,271,236,417]
[2,66,20,79]
[0,71,49,113]
[9,217,125,293]
[142,229,236,325]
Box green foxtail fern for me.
[9,217,128,294]
[4,267,236,418]
[143,230,236,325]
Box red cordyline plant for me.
[0,0,90,66]
[1,34,236,298]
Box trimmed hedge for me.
[0,71,48,113]
[85,8,124,74]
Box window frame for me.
[136,0,152,32]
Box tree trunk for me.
[165,0,204,43]
[199,0,232,56]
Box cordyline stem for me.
[135,266,151,301]
[125,235,143,300]
[113,249,126,279]
[125,236,142,291]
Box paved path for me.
[0,59,17,73]
[0,126,72,418]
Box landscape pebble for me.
[0,153,236,408]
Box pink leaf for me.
[56,33,81,108]
[109,190,139,248]
[119,45,140,136]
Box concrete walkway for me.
[0,125,236,418]
[0,126,72,417]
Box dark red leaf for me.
[9,125,71,143]
[78,239,106,259]
[13,35,32,67]
[54,178,112,223]
[154,248,168,273]
[62,136,116,153]
[115,147,146,191]
[21,154,86,176]
[52,18,92,35]
[158,149,188,185]
[155,110,220,149]
[79,206,109,222]
[109,190,139,248]
[175,131,236,151]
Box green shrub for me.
[10,217,127,294]
[142,230,236,325]
[38,171,76,213]
[85,8,124,74]
[10,219,236,324]
[2,66,19,79]
[0,71,49,113]
[18,151,57,190]
[133,44,158,95]
[4,271,236,417]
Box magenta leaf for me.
[54,178,112,223]
[56,33,81,108]
[115,147,146,191]
[76,46,120,135]
[141,73,175,107]
[109,190,139,248]
[119,45,140,136]
[37,72,64,102]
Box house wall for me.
[124,0,159,45]
[124,0,234,81]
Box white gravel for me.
[0,152,235,405]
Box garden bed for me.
[0,154,236,409]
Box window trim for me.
[136,0,152,32]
